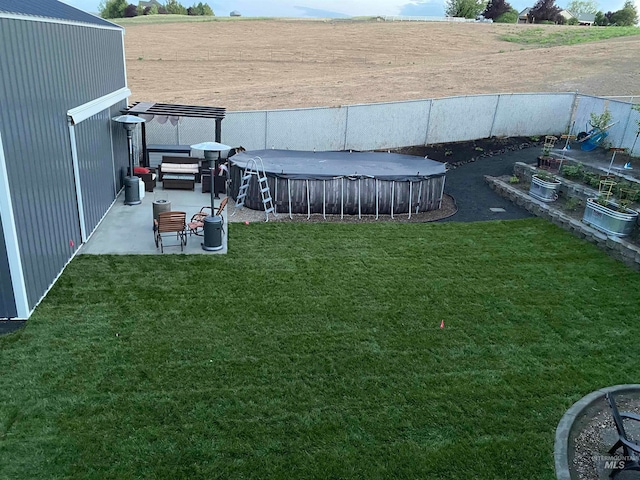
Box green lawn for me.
[1,219,639,479]
[500,25,640,47]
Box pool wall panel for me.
[230,166,445,215]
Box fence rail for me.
[143,93,640,157]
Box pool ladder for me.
[234,156,277,222]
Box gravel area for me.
[226,194,457,224]
[571,396,640,480]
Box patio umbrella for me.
[112,115,146,205]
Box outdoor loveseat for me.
[159,156,199,190]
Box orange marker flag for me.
[440,320,444,329]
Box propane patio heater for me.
[191,141,231,251]
[112,115,146,205]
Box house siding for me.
[0,17,126,311]
[0,215,17,319]
[75,108,118,235]
[110,101,131,192]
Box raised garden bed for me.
[583,198,638,237]
[512,162,640,238]
[529,174,561,202]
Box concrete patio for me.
[81,182,228,255]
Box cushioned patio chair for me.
[133,166,157,192]
[187,206,212,236]
[154,211,187,253]
[217,197,229,233]
[188,197,229,236]
[606,392,640,478]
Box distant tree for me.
[529,0,561,22]
[146,4,159,14]
[99,0,127,18]
[124,3,138,16]
[165,0,188,14]
[483,0,513,19]
[445,0,487,18]
[494,7,519,22]
[566,0,599,15]
[609,0,638,25]
[187,2,214,15]
[594,10,609,24]
[158,5,167,13]
[567,16,579,24]
[199,2,214,15]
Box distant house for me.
[518,7,532,23]
[558,9,573,22]
[576,12,595,25]
[230,10,241,17]
[560,10,596,25]
[518,7,594,25]
[139,0,162,9]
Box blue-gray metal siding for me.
[0,215,17,319]
[0,17,126,310]
[75,109,117,234]
[110,101,130,191]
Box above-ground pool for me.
[229,149,446,217]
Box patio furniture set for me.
[159,156,200,190]
[153,197,228,253]
[133,155,228,193]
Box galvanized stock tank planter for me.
[582,198,638,237]
[529,174,561,202]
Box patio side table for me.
[152,199,171,224]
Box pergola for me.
[122,102,226,166]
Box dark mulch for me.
[399,137,538,223]
[0,320,26,335]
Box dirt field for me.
[123,20,640,111]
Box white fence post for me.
[489,94,501,138]
[344,106,350,151]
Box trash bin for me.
[202,215,223,251]
[124,176,141,205]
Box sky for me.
[63,0,638,18]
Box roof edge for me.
[0,11,123,30]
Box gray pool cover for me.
[229,149,446,181]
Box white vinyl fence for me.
[143,93,640,157]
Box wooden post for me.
[215,118,222,143]
[607,147,628,174]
